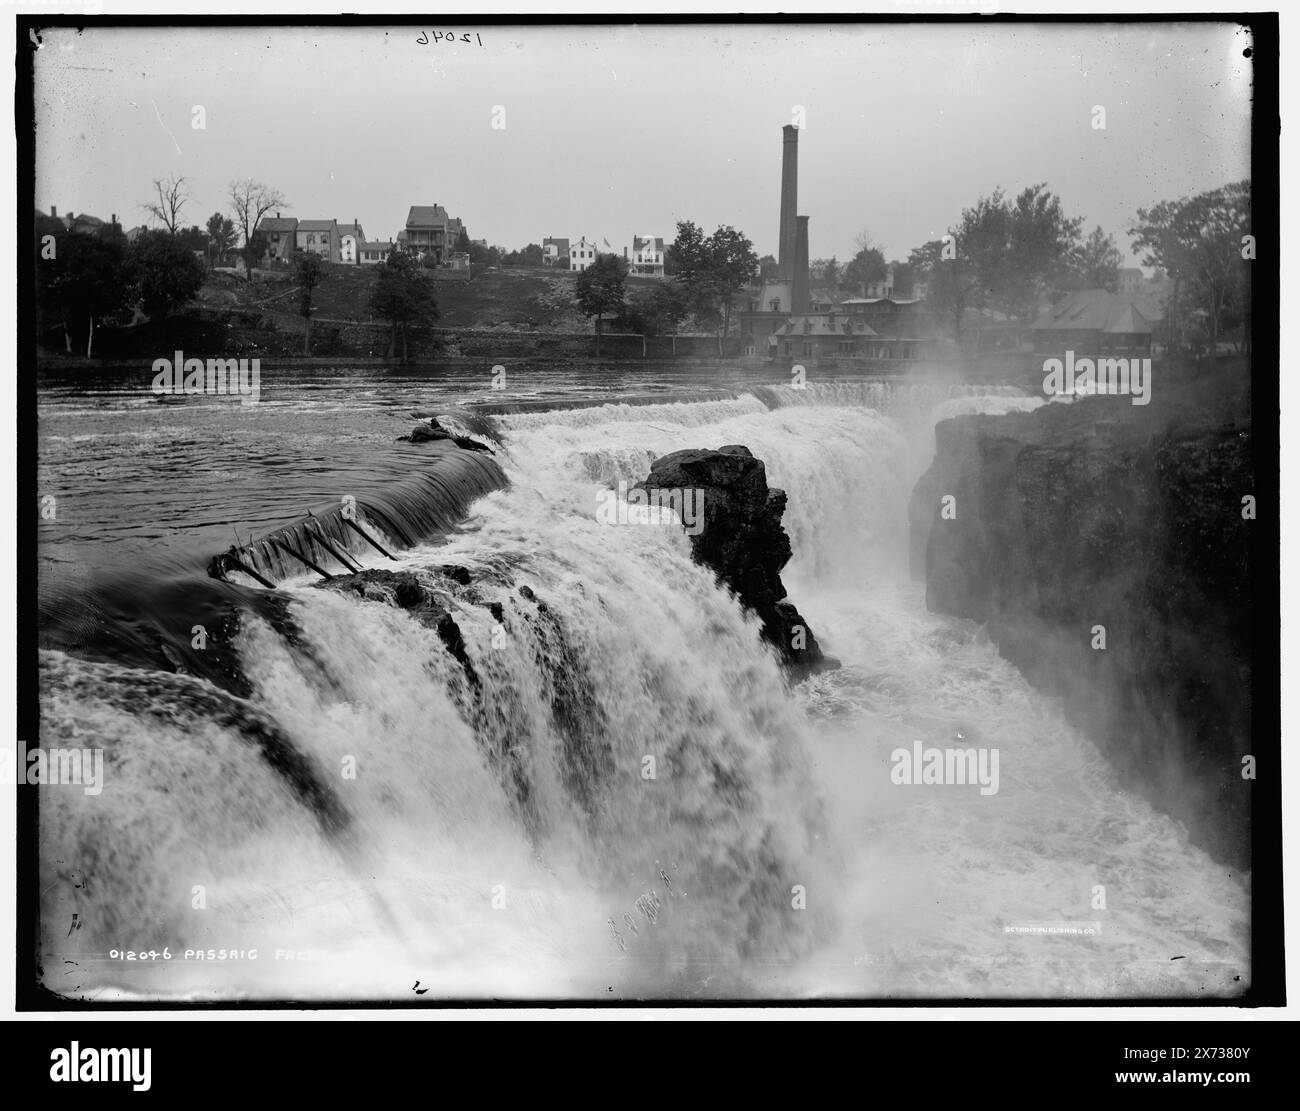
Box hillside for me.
[198,264,673,334]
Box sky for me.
[31,21,1253,266]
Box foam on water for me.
[37,378,1248,999]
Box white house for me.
[359,239,393,265]
[630,235,665,277]
[569,237,598,271]
[338,221,366,264]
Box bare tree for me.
[852,228,879,255]
[228,178,288,282]
[143,173,191,234]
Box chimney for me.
[111,213,116,225]
[50,205,57,218]
[778,125,799,281]
[793,216,811,314]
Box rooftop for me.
[1028,289,1160,334]
[406,205,450,227]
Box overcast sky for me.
[32,21,1252,265]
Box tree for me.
[1130,181,1250,358]
[228,179,288,283]
[822,256,841,291]
[615,281,688,340]
[455,228,472,253]
[844,246,887,296]
[574,253,628,356]
[1000,184,1085,319]
[176,225,210,256]
[757,254,779,281]
[643,282,689,336]
[127,229,206,320]
[909,184,1087,342]
[296,252,324,354]
[908,238,982,342]
[38,227,128,356]
[206,212,236,266]
[469,240,500,270]
[1071,226,1123,291]
[891,260,916,298]
[670,220,758,355]
[518,243,544,268]
[143,173,191,235]
[369,249,439,364]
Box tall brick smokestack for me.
[778,125,799,280]
[794,216,811,313]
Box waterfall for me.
[36,379,1249,1000]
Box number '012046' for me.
[416,31,484,47]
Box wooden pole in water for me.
[304,519,363,573]
[224,554,278,590]
[270,537,334,581]
[344,517,397,560]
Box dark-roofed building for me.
[405,205,462,264]
[769,311,879,361]
[1026,289,1158,357]
[39,206,123,239]
[260,213,298,262]
[296,219,339,262]
[542,237,570,267]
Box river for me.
[34,365,1250,1001]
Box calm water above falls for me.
[35,366,1249,1000]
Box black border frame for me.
[14,10,1283,1011]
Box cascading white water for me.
[38,380,1249,1000]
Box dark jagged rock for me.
[319,569,479,688]
[911,375,1254,867]
[635,445,836,678]
[399,416,494,453]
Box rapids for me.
[34,375,1249,1000]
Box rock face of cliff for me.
[911,378,1254,867]
[636,445,836,679]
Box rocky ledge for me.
[910,372,1255,867]
[635,445,837,680]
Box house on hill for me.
[569,237,598,271]
[337,221,366,264]
[296,219,339,262]
[39,206,123,239]
[542,237,570,267]
[359,239,394,266]
[260,214,298,263]
[630,235,665,277]
[404,205,462,264]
